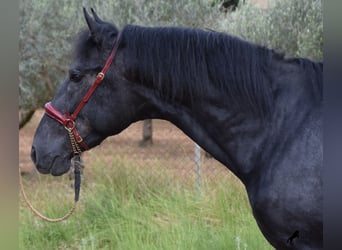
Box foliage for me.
[219,0,323,61]
[19,0,323,127]
[19,0,82,120]
[210,0,243,11]
[19,0,220,126]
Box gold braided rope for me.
[19,167,78,222]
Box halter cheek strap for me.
[44,31,122,154]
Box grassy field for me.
[19,111,273,249]
[19,156,273,250]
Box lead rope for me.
[20,26,122,224]
[19,155,82,222]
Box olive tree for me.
[19,0,220,128]
[19,0,82,127]
[19,0,322,129]
[219,0,322,61]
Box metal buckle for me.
[97,72,105,80]
[76,136,83,143]
[64,119,75,132]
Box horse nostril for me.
[31,146,37,165]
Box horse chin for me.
[50,159,71,176]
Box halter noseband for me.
[44,31,122,155]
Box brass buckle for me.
[97,72,105,80]
[64,119,75,132]
[76,136,83,143]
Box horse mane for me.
[73,24,323,117]
[122,25,276,117]
[284,57,323,103]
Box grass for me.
[19,156,273,250]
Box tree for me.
[140,119,153,147]
[19,0,221,128]
[19,0,82,127]
[218,0,322,61]
[19,0,322,129]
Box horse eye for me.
[69,70,83,82]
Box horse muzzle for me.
[31,146,71,176]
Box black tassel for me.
[72,155,82,202]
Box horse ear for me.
[83,7,118,46]
[83,7,101,42]
[91,8,119,32]
[90,8,104,24]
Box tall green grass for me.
[19,157,273,249]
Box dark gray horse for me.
[31,9,322,249]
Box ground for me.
[19,110,229,183]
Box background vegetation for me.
[19,0,322,127]
[20,153,273,249]
[221,0,323,60]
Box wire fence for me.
[20,111,234,193]
[83,119,231,191]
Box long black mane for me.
[75,24,323,117]
[123,25,275,117]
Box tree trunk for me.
[19,109,35,129]
[140,119,153,147]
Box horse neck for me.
[137,85,269,184]
[120,27,322,184]
[139,61,321,185]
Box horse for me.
[31,8,323,249]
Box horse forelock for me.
[72,29,94,61]
[72,28,114,67]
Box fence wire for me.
[83,119,231,191]
[20,111,234,193]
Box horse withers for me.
[31,8,323,249]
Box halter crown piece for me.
[20,31,122,222]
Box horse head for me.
[31,9,142,176]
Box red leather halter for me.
[44,31,122,154]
